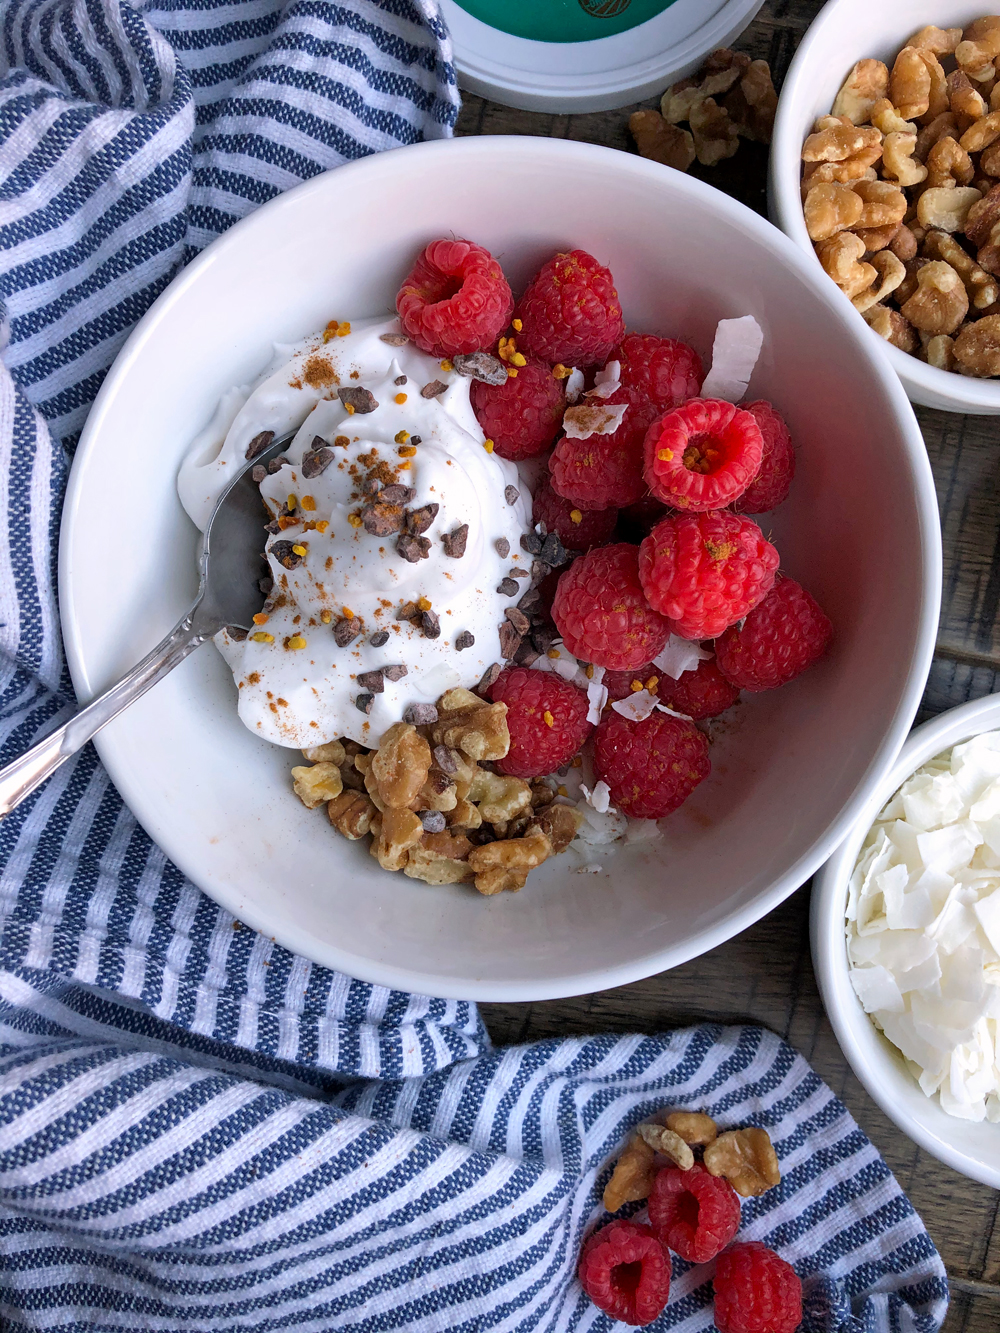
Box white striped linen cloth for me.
[0,2,950,1328]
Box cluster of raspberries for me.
[395,240,832,820]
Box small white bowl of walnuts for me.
[771,0,1000,414]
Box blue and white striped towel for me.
[0,3,951,1328]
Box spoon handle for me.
[0,611,209,818]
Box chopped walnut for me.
[924,229,999,308]
[661,80,703,125]
[374,805,424,872]
[665,1111,719,1146]
[925,135,974,188]
[907,25,962,57]
[603,1133,657,1211]
[468,827,552,896]
[862,304,919,353]
[852,178,907,228]
[629,109,696,171]
[964,182,1000,246]
[703,1127,781,1198]
[870,99,915,136]
[948,70,987,127]
[889,224,919,261]
[832,59,888,125]
[637,1123,695,1170]
[327,789,379,839]
[467,767,532,823]
[432,691,510,761]
[957,18,1000,81]
[955,313,1000,373]
[854,222,903,252]
[924,332,957,370]
[689,96,739,166]
[889,46,932,119]
[816,231,876,298]
[802,121,883,171]
[961,109,1000,153]
[302,739,346,765]
[852,250,906,313]
[917,185,982,233]
[731,59,777,142]
[370,721,431,808]
[900,258,970,332]
[804,182,864,240]
[291,762,343,809]
[404,831,475,884]
[882,131,927,187]
[916,110,960,160]
[533,803,581,852]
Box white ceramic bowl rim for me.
[60,137,942,1001]
[770,0,1000,413]
[812,692,1000,1188]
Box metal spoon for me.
[0,432,293,818]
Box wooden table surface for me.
[455,3,1000,1328]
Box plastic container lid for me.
[442,0,766,113]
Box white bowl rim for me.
[60,135,943,1001]
[769,0,1000,413]
[811,691,1000,1188]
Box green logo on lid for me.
[453,0,677,44]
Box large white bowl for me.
[812,694,1000,1189]
[770,0,1000,415]
[60,136,940,1002]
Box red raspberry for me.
[532,476,618,551]
[552,543,671,670]
[577,1220,671,1326]
[715,577,832,692]
[644,399,764,511]
[714,1243,802,1333]
[615,332,703,416]
[549,424,646,511]
[396,239,513,358]
[514,250,624,366]
[656,657,740,720]
[601,662,660,704]
[487,667,592,778]
[594,710,710,819]
[639,511,779,641]
[733,401,796,514]
[648,1164,741,1264]
[470,357,565,461]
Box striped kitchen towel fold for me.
[0,3,950,1329]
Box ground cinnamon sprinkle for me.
[302,354,338,389]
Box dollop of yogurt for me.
[178,318,530,747]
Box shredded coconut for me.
[700,315,764,403]
[586,665,608,725]
[611,689,660,722]
[562,402,628,439]
[580,780,612,814]
[847,730,1000,1123]
[586,360,621,400]
[565,367,585,404]
[652,635,713,680]
[625,818,661,844]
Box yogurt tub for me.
[813,693,1000,1187]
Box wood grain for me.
[457,0,1000,1325]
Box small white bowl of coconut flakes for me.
[813,693,1000,1187]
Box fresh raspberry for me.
[714,1243,802,1333]
[532,476,618,551]
[639,511,779,640]
[549,424,646,511]
[715,577,832,692]
[577,1220,671,1326]
[644,399,764,511]
[514,250,624,366]
[396,239,513,358]
[594,710,710,819]
[601,663,660,703]
[656,658,740,720]
[487,667,592,778]
[471,357,565,461]
[552,543,671,670]
[732,401,796,514]
[648,1164,741,1264]
[615,332,703,416]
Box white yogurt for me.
[848,730,1000,1122]
[178,318,530,747]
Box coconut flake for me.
[575,802,628,844]
[586,360,621,400]
[565,367,585,404]
[652,635,713,680]
[625,818,661,844]
[580,780,612,814]
[611,689,659,722]
[575,863,603,874]
[586,665,608,725]
[562,402,628,439]
[700,315,764,403]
